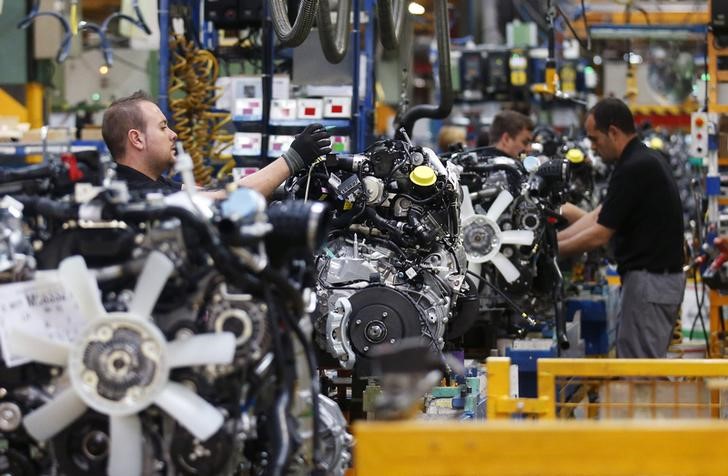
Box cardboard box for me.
[232,132,263,156]
[270,100,297,121]
[233,98,263,120]
[297,98,323,120]
[21,127,73,143]
[323,97,352,118]
[80,127,104,141]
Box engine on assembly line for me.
[0,160,351,476]
[287,139,473,371]
[443,148,572,350]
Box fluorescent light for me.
[408,2,425,15]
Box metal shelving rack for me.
[158,0,376,163]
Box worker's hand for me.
[282,123,331,174]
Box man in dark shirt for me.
[479,110,533,159]
[558,98,685,358]
[101,91,330,197]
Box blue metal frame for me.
[159,0,170,118]
[360,0,376,150]
[159,0,377,157]
[351,0,361,152]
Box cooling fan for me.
[460,186,534,283]
[7,252,236,476]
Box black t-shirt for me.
[115,164,182,194]
[597,138,683,274]
[478,146,512,159]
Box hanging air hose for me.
[317,0,352,64]
[396,0,453,138]
[168,35,234,185]
[17,0,72,63]
[270,0,319,47]
[377,0,407,50]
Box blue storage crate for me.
[566,296,616,355]
[505,347,557,398]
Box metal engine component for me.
[317,395,353,476]
[306,139,466,371]
[206,283,271,363]
[362,176,386,205]
[317,237,458,369]
[170,421,236,475]
[0,401,22,431]
[70,317,167,412]
[0,196,34,281]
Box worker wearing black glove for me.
[282,123,332,174]
[102,91,333,198]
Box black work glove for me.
[282,123,332,174]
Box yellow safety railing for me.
[354,419,728,476]
[487,357,728,420]
[353,358,728,476]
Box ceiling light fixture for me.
[408,2,425,15]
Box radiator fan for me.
[8,252,236,476]
[460,187,534,282]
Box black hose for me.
[317,0,351,63]
[377,0,407,50]
[270,0,319,47]
[396,0,453,138]
[329,201,366,230]
[0,164,55,184]
[466,270,537,329]
[113,204,266,292]
[277,300,323,471]
[364,206,411,245]
[14,195,78,221]
[262,287,293,476]
[544,221,569,351]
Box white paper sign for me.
[0,277,86,367]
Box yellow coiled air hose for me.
[168,35,234,185]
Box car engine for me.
[0,160,351,476]
[287,138,473,372]
[445,149,571,351]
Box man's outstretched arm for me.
[558,221,614,257]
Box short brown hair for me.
[101,90,156,160]
[489,110,533,145]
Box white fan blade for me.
[500,230,535,246]
[460,186,475,219]
[467,261,482,276]
[491,253,521,283]
[154,382,224,441]
[24,388,87,441]
[167,332,236,368]
[108,415,143,476]
[8,329,70,366]
[128,251,174,319]
[486,190,514,222]
[59,256,106,320]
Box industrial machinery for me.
[444,147,572,352]
[286,136,473,374]
[0,160,350,476]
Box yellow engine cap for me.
[409,165,437,187]
[565,148,585,164]
[648,137,664,151]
